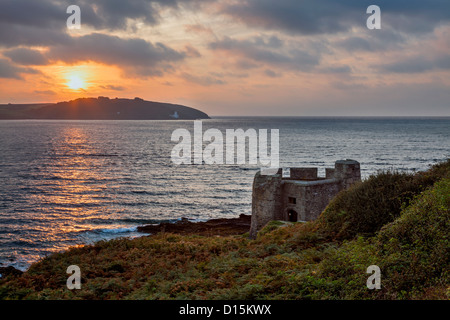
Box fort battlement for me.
[249,160,361,239]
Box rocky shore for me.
[0,266,23,278]
[0,215,252,277]
[137,214,251,237]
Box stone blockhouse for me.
[249,160,361,239]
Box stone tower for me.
[249,160,361,239]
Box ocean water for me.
[0,117,449,270]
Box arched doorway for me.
[287,209,298,222]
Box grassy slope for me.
[0,161,449,300]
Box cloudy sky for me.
[0,0,449,116]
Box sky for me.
[0,0,449,116]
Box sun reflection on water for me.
[23,126,122,258]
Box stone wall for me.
[249,170,283,239]
[286,168,318,180]
[334,159,361,189]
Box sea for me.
[0,117,449,271]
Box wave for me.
[95,226,138,234]
[130,190,176,196]
[117,218,175,225]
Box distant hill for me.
[0,97,210,120]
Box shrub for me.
[375,178,450,298]
[314,177,450,299]
[317,160,450,240]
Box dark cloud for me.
[2,0,449,52]
[0,58,23,79]
[234,59,260,70]
[264,69,281,78]
[223,0,353,35]
[210,71,249,79]
[61,0,212,31]
[336,29,406,52]
[0,0,64,29]
[181,72,226,86]
[0,58,38,79]
[5,0,440,37]
[0,0,71,48]
[0,0,211,31]
[0,23,71,48]
[0,0,212,48]
[3,48,48,66]
[222,0,450,35]
[47,33,186,76]
[337,37,372,52]
[319,65,352,74]
[376,54,450,73]
[99,85,126,91]
[209,36,320,71]
[74,0,165,30]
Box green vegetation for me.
[1,160,449,300]
[318,159,450,240]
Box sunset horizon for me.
[1,1,449,116]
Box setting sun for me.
[66,74,86,90]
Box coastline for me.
[0,214,252,276]
[1,160,448,300]
[137,214,251,237]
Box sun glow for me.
[66,74,86,90]
[55,64,124,97]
